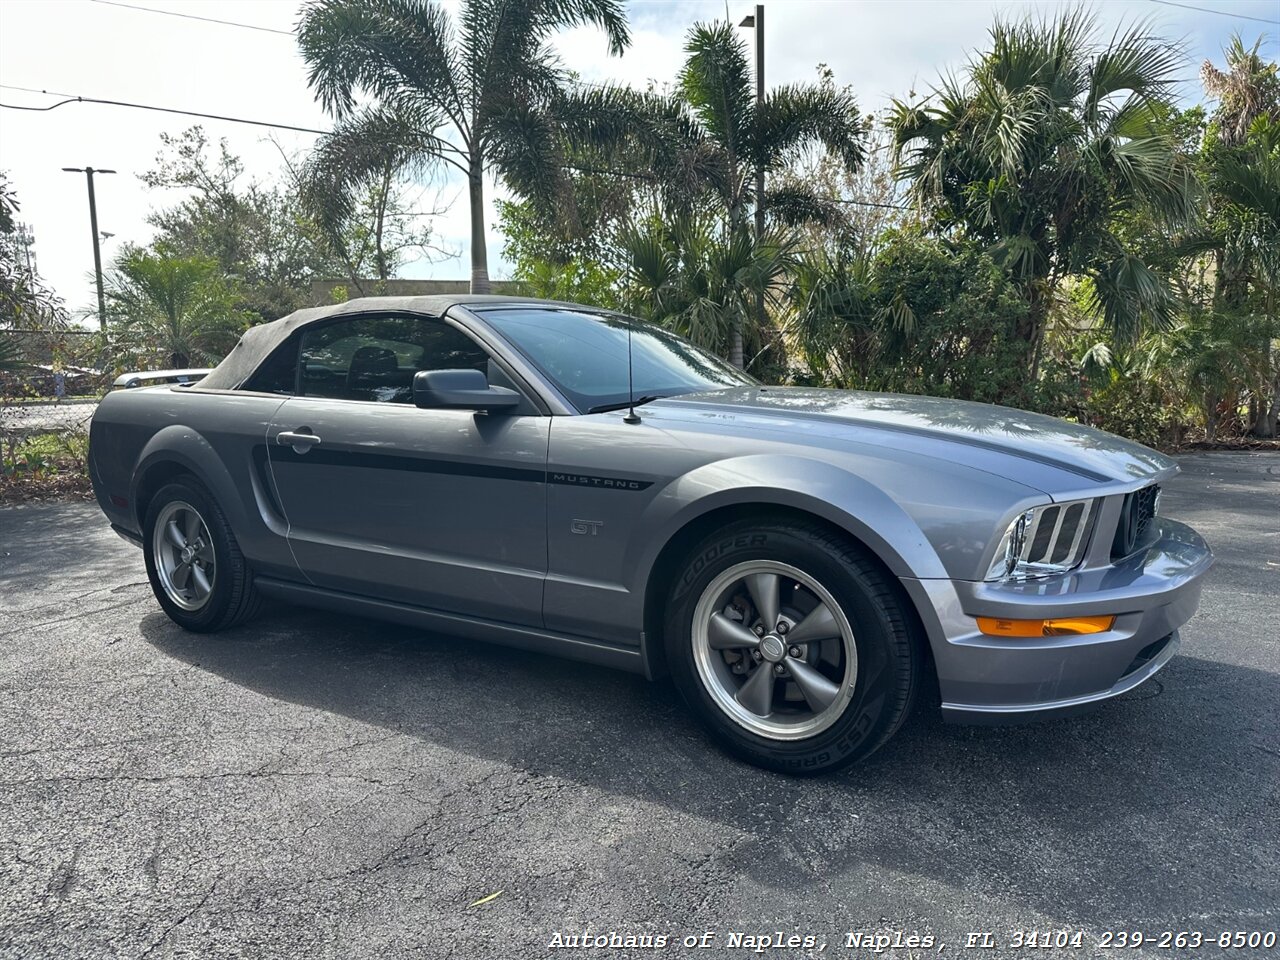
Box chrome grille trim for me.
[1018,498,1095,572]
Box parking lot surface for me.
[1,452,1276,958]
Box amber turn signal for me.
[976,615,1116,638]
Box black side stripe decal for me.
[262,445,653,490]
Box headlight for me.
[986,498,1099,581]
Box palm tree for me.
[618,214,795,364]
[296,0,630,294]
[106,249,248,369]
[1200,34,1280,147]
[671,23,866,228]
[623,22,865,366]
[1196,37,1280,435]
[888,10,1197,374]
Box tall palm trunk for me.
[729,324,744,368]
[468,161,491,294]
[1022,280,1052,382]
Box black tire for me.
[664,515,923,774]
[142,476,262,632]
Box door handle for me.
[277,429,321,453]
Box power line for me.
[1148,0,1279,25]
[83,0,634,93]
[86,0,293,36]
[0,84,908,211]
[0,87,329,135]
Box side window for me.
[241,336,299,395]
[297,315,491,404]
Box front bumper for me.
[901,518,1212,724]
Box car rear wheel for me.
[664,516,922,774]
[143,477,262,632]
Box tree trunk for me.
[1023,283,1051,383]
[468,162,491,295]
[1250,339,1278,438]
[171,352,188,369]
[729,322,744,369]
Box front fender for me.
[626,453,947,596]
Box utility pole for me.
[739,5,765,370]
[62,166,116,329]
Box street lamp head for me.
[62,167,85,173]
[739,14,755,27]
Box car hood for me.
[653,386,1176,495]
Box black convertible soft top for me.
[199,294,587,390]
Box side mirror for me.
[412,369,520,412]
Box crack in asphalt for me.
[3,581,150,616]
[139,881,217,959]
[0,597,147,639]
[0,769,438,793]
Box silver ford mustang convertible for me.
[88,296,1212,773]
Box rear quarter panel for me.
[89,387,297,578]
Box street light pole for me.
[739,5,765,370]
[62,166,116,329]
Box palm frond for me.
[754,83,865,174]
[298,0,464,122]
[679,21,754,164]
[1087,251,1180,341]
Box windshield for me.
[478,308,755,413]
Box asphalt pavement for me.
[0,452,1276,959]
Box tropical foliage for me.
[7,5,1279,453]
[104,247,250,370]
[297,0,631,293]
[887,10,1197,366]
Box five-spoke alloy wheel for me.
[692,560,857,740]
[151,500,217,611]
[665,515,923,774]
[142,477,262,632]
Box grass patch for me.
[1,430,92,504]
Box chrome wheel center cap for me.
[181,544,197,564]
[759,634,786,663]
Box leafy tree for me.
[888,10,1197,374]
[617,215,795,368]
[143,128,345,322]
[789,232,1030,403]
[0,174,66,330]
[498,198,623,308]
[105,247,250,369]
[143,127,442,320]
[297,0,631,294]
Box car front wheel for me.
[664,516,923,774]
[143,477,261,632]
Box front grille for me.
[1112,483,1160,560]
[1022,500,1094,568]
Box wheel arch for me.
[633,456,943,681]
[131,426,251,538]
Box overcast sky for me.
[1,0,1277,321]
